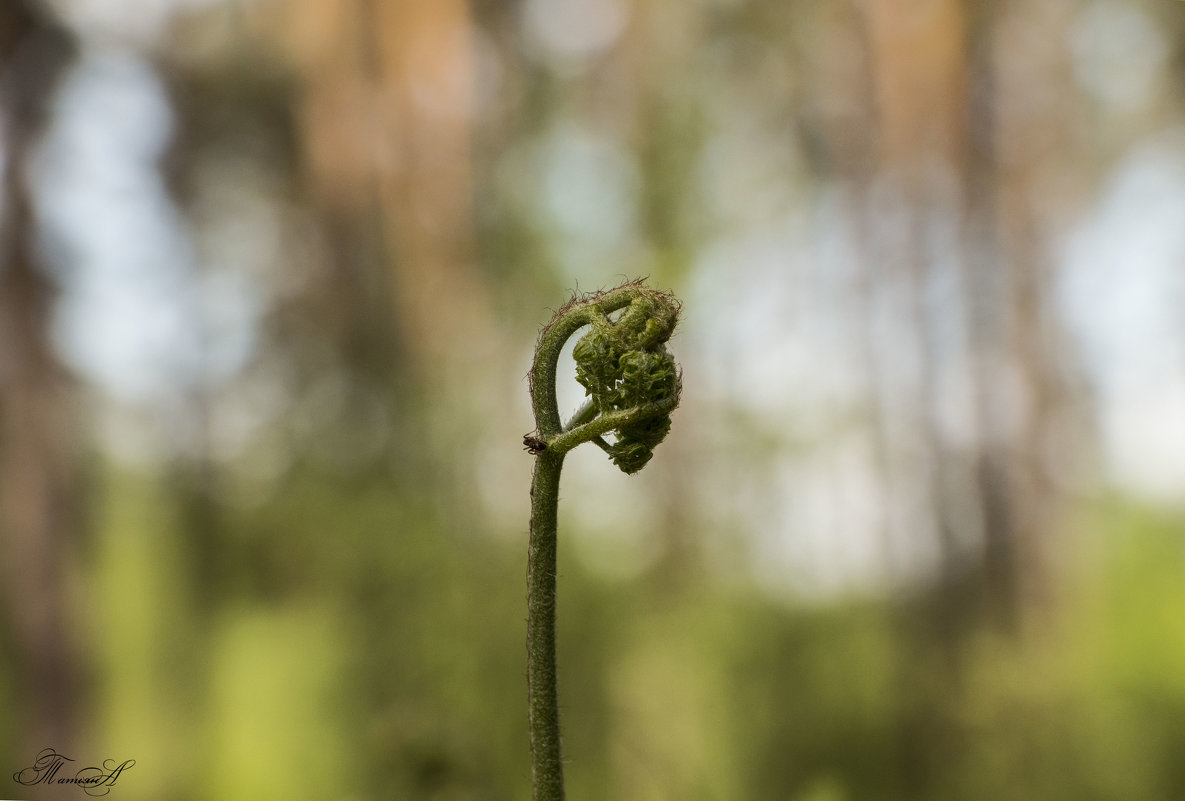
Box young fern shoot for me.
[524,279,682,801]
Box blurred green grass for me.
[70,464,1185,801]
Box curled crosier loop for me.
[528,279,682,473]
[524,279,682,801]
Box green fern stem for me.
[526,449,565,801]
[525,280,682,801]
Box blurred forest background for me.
[2,0,1185,799]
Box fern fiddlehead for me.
[524,279,682,801]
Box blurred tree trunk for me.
[958,0,1020,627]
[860,0,1066,631]
[0,0,79,758]
[255,0,498,518]
[957,0,1071,630]
[863,0,984,625]
[855,3,972,793]
[278,0,492,383]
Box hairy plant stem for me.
[527,450,565,801]
[525,280,681,801]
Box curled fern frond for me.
[524,278,683,801]
[572,294,680,473]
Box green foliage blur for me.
[62,471,1185,801]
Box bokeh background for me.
[2,0,1185,798]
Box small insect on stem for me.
[523,434,548,455]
